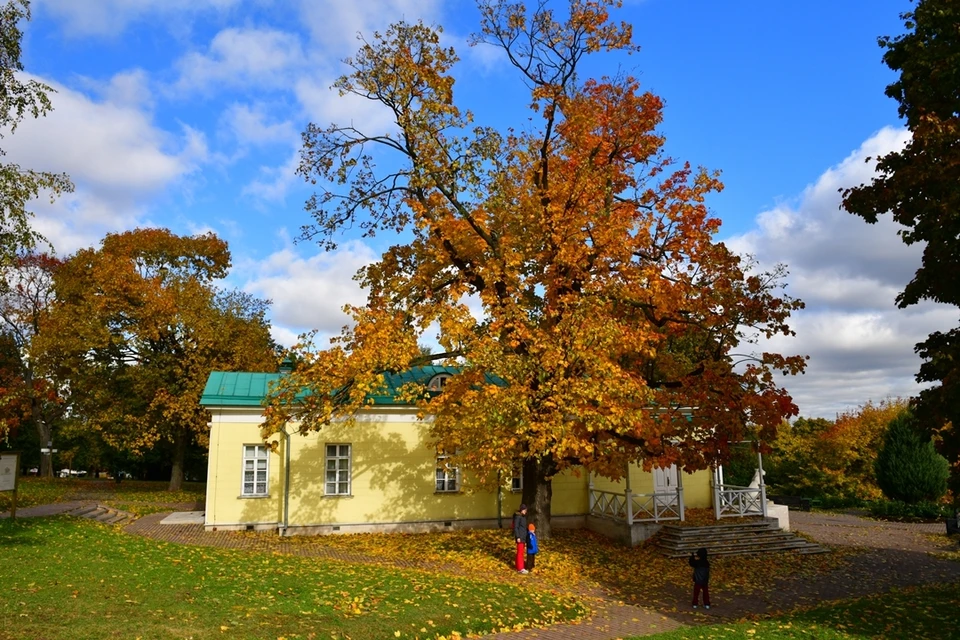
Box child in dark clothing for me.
[513,504,528,573]
[526,523,538,572]
[689,547,710,609]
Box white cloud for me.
[3,73,207,253]
[728,127,954,419]
[222,103,298,147]
[36,0,242,37]
[173,27,307,94]
[296,0,444,54]
[243,241,377,342]
[242,151,301,203]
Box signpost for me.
[0,451,20,519]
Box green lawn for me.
[0,516,584,640]
[1,477,206,512]
[640,582,960,639]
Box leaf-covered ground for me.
[639,582,960,639]
[267,522,852,608]
[0,516,584,640]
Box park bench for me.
[768,495,811,511]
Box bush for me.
[868,499,950,521]
[875,410,950,503]
[724,444,759,486]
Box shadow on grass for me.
[0,519,45,547]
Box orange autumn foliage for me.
[264,1,806,535]
[35,229,277,490]
[767,399,909,501]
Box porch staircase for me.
[656,518,828,557]
[68,503,135,526]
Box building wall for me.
[205,406,713,531]
[205,410,283,529]
[206,407,592,531]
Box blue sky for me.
[10,0,950,419]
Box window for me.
[325,444,352,496]
[511,463,523,493]
[436,451,459,493]
[428,374,451,392]
[241,445,268,496]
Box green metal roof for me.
[200,366,461,408]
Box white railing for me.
[589,488,684,523]
[714,483,767,518]
[631,490,683,523]
[589,488,628,520]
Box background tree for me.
[0,253,65,477]
[0,1,72,265]
[766,400,906,502]
[265,0,805,536]
[842,0,960,486]
[0,330,27,443]
[35,228,278,490]
[875,409,949,504]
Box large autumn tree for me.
[0,253,66,477]
[35,229,277,490]
[0,1,72,265]
[842,0,960,482]
[264,0,805,535]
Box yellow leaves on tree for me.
[767,399,909,501]
[264,0,806,536]
[34,228,277,491]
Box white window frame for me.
[241,444,269,497]
[324,443,352,496]
[428,374,451,392]
[435,451,460,493]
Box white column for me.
[713,466,721,520]
[758,450,768,518]
[676,466,685,521]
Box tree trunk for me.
[522,456,557,539]
[31,393,54,479]
[168,428,187,492]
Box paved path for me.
[5,505,959,639]
[0,500,93,518]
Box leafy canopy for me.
[766,400,907,502]
[35,228,278,489]
[0,1,72,265]
[841,0,960,478]
[265,0,806,526]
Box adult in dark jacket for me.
[689,547,711,608]
[513,504,528,573]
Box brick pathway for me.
[5,505,959,639]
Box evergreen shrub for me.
[874,410,949,504]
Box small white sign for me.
[0,453,18,492]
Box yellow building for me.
[201,366,738,544]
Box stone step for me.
[655,520,828,557]
[93,509,116,522]
[662,541,826,558]
[69,504,135,527]
[660,536,802,553]
[661,519,779,533]
[659,527,785,542]
[662,536,814,552]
